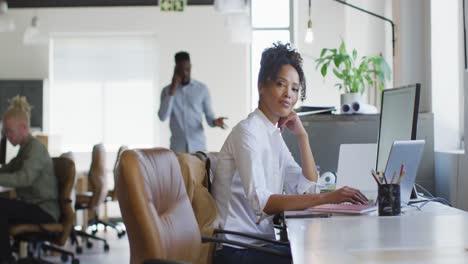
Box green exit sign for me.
[160,0,186,12]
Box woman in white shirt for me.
[212,43,368,264]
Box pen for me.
[371,169,382,186]
[397,168,406,184]
[382,172,388,184]
[399,162,404,178]
[390,170,397,184]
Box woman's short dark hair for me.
[258,42,306,101]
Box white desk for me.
[0,186,12,192]
[286,203,468,264]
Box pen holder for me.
[378,184,401,216]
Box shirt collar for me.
[180,79,193,88]
[253,108,280,134]
[19,134,34,152]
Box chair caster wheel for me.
[86,241,93,249]
[104,243,110,252]
[76,246,83,254]
[118,231,126,238]
[61,254,68,262]
[72,258,80,264]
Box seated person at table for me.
[212,43,368,264]
[0,96,59,263]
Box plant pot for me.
[340,93,363,106]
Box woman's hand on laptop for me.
[323,186,369,205]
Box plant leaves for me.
[339,40,347,55]
[332,68,344,80]
[320,48,328,57]
[315,39,392,93]
[333,54,344,68]
[320,61,330,77]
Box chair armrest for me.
[201,236,291,258]
[142,259,190,264]
[213,228,289,247]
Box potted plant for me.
[315,40,391,106]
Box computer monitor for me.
[376,84,420,173]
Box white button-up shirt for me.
[212,109,316,246]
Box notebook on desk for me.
[308,203,377,215]
[295,106,336,116]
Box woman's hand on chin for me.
[277,111,306,136]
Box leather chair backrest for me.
[52,157,76,245]
[116,148,201,264]
[60,151,75,162]
[88,143,107,210]
[109,145,128,201]
[176,152,218,264]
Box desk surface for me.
[286,203,468,264]
[0,186,12,192]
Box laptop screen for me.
[384,140,425,204]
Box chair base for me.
[88,217,126,238]
[72,229,110,252]
[12,240,79,264]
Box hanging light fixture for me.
[23,13,47,45]
[305,0,314,43]
[0,0,16,32]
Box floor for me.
[42,225,130,264]
[42,201,130,264]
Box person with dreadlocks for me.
[0,96,58,263]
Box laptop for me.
[336,143,378,200]
[383,140,425,204]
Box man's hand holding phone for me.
[169,66,182,96]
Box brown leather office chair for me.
[176,152,217,264]
[116,148,290,264]
[116,148,201,264]
[73,143,109,252]
[9,157,79,264]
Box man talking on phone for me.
[158,51,227,152]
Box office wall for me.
[0,6,249,152]
[393,0,432,113]
[294,0,390,108]
[294,0,344,108]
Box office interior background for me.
[0,0,466,211]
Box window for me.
[431,0,463,150]
[50,35,157,152]
[250,0,292,110]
